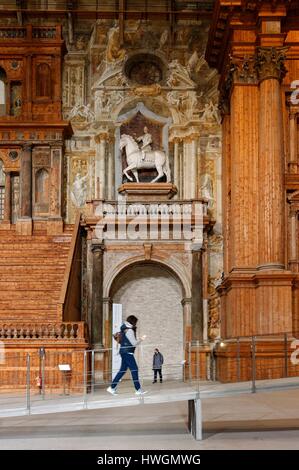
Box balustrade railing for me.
[0,322,85,340]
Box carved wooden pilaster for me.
[20,144,32,219]
[3,171,11,223]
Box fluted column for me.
[256,47,287,270]
[3,171,11,223]
[229,58,259,268]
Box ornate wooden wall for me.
[0,25,71,235]
[206,0,299,380]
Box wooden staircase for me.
[0,225,73,322]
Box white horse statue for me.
[119,134,171,183]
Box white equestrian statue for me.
[119,134,171,183]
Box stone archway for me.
[109,261,185,382]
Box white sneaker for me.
[135,389,148,395]
[106,386,118,395]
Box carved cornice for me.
[255,46,288,82]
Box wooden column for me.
[256,47,287,270]
[288,110,298,174]
[221,112,231,275]
[230,79,259,268]
[47,146,63,235]
[254,46,292,334]
[191,249,203,342]
[218,55,260,338]
[16,144,32,235]
[91,242,104,348]
[202,234,209,343]
[107,137,114,200]
[3,171,11,223]
[289,207,297,271]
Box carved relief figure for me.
[167,59,195,87]
[199,100,221,125]
[68,103,95,122]
[71,172,88,208]
[120,134,171,183]
[36,63,51,98]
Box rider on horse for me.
[136,126,152,161]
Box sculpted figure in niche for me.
[71,172,88,208]
[106,25,126,62]
[199,101,221,125]
[200,173,214,209]
[136,126,152,161]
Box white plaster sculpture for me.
[119,134,171,183]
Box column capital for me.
[255,46,288,82]
[219,53,258,117]
[22,143,32,153]
[181,297,192,306]
[91,241,105,253]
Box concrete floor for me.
[1,388,299,449]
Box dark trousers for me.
[111,352,141,391]
[153,368,162,382]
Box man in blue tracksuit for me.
[107,315,147,395]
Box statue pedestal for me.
[118,183,177,201]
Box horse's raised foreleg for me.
[123,164,134,182]
[123,163,139,182]
[151,165,164,183]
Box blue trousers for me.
[111,352,141,391]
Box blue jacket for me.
[120,322,137,354]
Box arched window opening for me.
[0,160,5,220]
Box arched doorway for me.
[110,262,184,382]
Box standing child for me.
[152,348,164,383]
